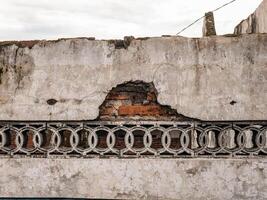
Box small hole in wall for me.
[47,99,58,105]
[230,100,237,105]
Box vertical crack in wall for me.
[98,80,198,121]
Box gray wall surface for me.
[0,158,266,200]
[0,34,267,121]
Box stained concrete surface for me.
[0,158,266,200]
[0,34,267,121]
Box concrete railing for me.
[0,120,266,158]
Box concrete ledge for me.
[0,158,266,200]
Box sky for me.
[0,0,263,40]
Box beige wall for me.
[0,158,266,200]
[0,34,267,121]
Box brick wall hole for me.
[98,80,196,121]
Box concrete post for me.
[202,12,217,36]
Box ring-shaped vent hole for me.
[150,129,163,149]
[114,129,126,149]
[190,129,202,149]
[132,130,145,148]
[21,129,35,149]
[221,128,239,149]
[58,129,72,149]
[169,129,182,149]
[76,129,90,149]
[243,129,257,148]
[205,129,220,149]
[39,129,54,149]
[96,129,109,148]
[2,129,17,150]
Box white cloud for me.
[0,0,262,40]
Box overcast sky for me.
[0,0,262,40]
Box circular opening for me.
[150,129,163,149]
[96,129,109,148]
[76,129,90,150]
[132,129,145,148]
[169,129,182,149]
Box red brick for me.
[118,105,164,116]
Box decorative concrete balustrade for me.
[0,120,266,158]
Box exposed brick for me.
[98,80,194,121]
[99,106,117,116]
[118,105,164,116]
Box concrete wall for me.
[0,20,267,200]
[0,158,266,200]
[0,34,267,121]
[234,0,267,34]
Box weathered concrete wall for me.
[0,158,266,200]
[0,34,267,121]
[234,0,267,34]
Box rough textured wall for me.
[234,0,267,34]
[0,34,267,121]
[0,158,266,200]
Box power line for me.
[176,0,238,35]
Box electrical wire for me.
[176,0,238,35]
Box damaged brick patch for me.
[98,80,195,121]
